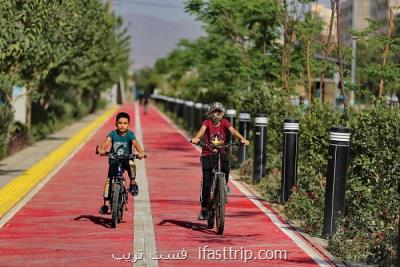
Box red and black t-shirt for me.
[201,118,231,156]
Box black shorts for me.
[108,158,133,179]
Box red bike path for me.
[0,103,334,266]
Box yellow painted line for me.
[0,106,119,218]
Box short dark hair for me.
[116,112,130,123]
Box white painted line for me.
[134,103,158,267]
[153,106,332,267]
[0,112,112,229]
[230,179,331,267]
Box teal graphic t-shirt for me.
[107,130,136,156]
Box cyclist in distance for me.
[191,102,249,220]
[98,112,145,214]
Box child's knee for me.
[103,178,111,198]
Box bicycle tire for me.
[215,173,226,235]
[207,207,215,229]
[111,182,121,228]
[207,173,218,229]
[118,190,125,223]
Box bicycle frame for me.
[96,145,147,228]
[209,152,225,203]
[110,159,128,206]
[190,140,242,234]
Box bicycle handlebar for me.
[190,140,242,150]
[95,145,147,160]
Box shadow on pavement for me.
[44,136,69,141]
[158,219,215,233]
[225,210,264,218]
[0,169,24,175]
[74,214,113,228]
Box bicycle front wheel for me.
[118,190,125,223]
[207,207,215,229]
[111,182,121,228]
[215,173,227,235]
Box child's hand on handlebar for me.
[99,149,107,155]
[240,139,250,145]
[137,152,145,159]
[191,138,201,144]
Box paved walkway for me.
[0,102,335,266]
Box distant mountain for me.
[123,13,204,69]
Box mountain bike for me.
[192,141,241,235]
[96,146,146,228]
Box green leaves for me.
[0,0,130,138]
[1,0,130,94]
[328,104,400,265]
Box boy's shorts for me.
[107,158,136,179]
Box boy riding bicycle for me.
[98,112,145,214]
[191,102,249,220]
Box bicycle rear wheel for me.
[111,182,121,228]
[215,174,227,235]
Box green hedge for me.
[159,95,399,266]
[329,103,400,266]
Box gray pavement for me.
[0,111,106,189]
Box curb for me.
[231,175,345,267]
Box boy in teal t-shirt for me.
[98,112,145,214]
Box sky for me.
[111,0,203,69]
[112,0,194,21]
[110,0,332,69]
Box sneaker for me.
[197,209,207,220]
[129,183,139,196]
[99,205,108,214]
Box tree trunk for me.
[319,0,336,103]
[379,2,394,97]
[397,216,400,267]
[336,0,348,109]
[307,41,312,103]
[25,90,32,129]
[281,0,290,92]
[90,89,101,113]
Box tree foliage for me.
[0,0,130,124]
[0,0,130,154]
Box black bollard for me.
[183,101,190,129]
[194,103,203,129]
[252,114,268,183]
[322,126,351,238]
[188,101,195,131]
[225,108,236,150]
[175,99,183,118]
[170,98,176,114]
[166,97,171,112]
[202,104,210,121]
[281,119,299,203]
[184,101,194,131]
[237,112,251,164]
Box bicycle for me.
[96,146,146,228]
[192,140,241,235]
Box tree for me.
[0,0,130,128]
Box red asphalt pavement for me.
[141,106,332,266]
[0,103,333,266]
[0,104,137,267]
